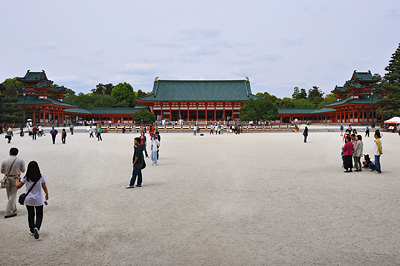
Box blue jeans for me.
[151,149,157,165]
[130,163,143,186]
[304,136,307,143]
[374,155,381,173]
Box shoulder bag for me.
[1,157,17,189]
[18,178,40,205]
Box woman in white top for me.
[16,161,49,239]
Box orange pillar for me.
[214,104,216,121]
[169,103,172,121]
[196,104,198,120]
[222,103,225,120]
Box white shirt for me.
[22,174,47,206]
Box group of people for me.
[127,131,161,189]
[1,148,49,240]
[209,124,224,135]
[342,127,383,174]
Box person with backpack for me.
[61,129,67,144]
[49,127,58,144]
[16,161,49,239]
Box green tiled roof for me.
[138,79,258,102]
[64,107,146,115]
[18,70,48,82]
[323,94,379,107]
[17,95,76,107]
[332,86,346,92]
[352,70,380,82]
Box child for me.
[362,154,375,171]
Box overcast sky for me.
[1,0,399,98]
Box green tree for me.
[377,43,400,120]
[279,97,294,108]
[317,93,337,109]
[292,87,300,99]
[239,98,258,121]
[111,82,136,107]
[0,83,23,124]
[254,97,278,120]
[308,86,324,106]
[92,83,114,95]
[137,89,147,97]
[133,108,156,124]
[293,99,315,108]
[298,88,307,99]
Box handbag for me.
[141,160,146,169]
[18,178,40,205]
[1,157,17,189]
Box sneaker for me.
[34,228,39,239]
[136,185,142,187]
[126,185,134,189]
[29,231,34,236]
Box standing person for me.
[303,126,308,143]
[49,127,58,144]
[340,124,344,136]
[155,131,161,159]
[6,127,13,143]
[61,129,67,144]
[126,137,144,188]
[20,127,24,137]
[32,126,37,140]
[89,126,94,138]
[210,124,214,134]
[70,124,74,135]
[151,134,160,166]
[193,125,197,136]
[140,131,148,157]
[15,161,49,239]
[348,124,352,132]
[353,135,363,172]
[373,130,383,174]
[365,125,370,137]
[1,148,25,218]
[95,126,102,141]
[343,135,354,172]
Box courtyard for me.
[0,128,399,265]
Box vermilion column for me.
[169,103,172,121]
[196,103,198,120]
[214,104,216,121]
[222,103,225,120]
[205,104,208,121]
[161,105,164,120]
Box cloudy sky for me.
[1,0,399,98]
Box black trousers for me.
[52,135,56,144]
[26,205,43,232]
[344,155,353,170]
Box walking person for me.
[6,127,13,143]
[126,137,144,188]
[303,126,308,143]
[70,124,74,135]
[155,131,161,159]
[61,129,67,144]
[343,135,354,172]
[1,148,25,218]
[353,135,363,172]
[340,124,344,136]
[49,127,58,144]
[32,126,37,140]
[95,126,102,141]
[373,130,383,174]
[140,131,148,157]
[151,134,160,166]
[365,125,370,137]
[20,127,24,137]
[15,161,49,239]
[89,126,94,138]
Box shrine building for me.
[16,70,77,124]
[137,78,258,121]
[277,71,381,124]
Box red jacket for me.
[343,141,353,156]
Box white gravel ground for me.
[0,129,399,266]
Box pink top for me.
[343,141,354,156]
